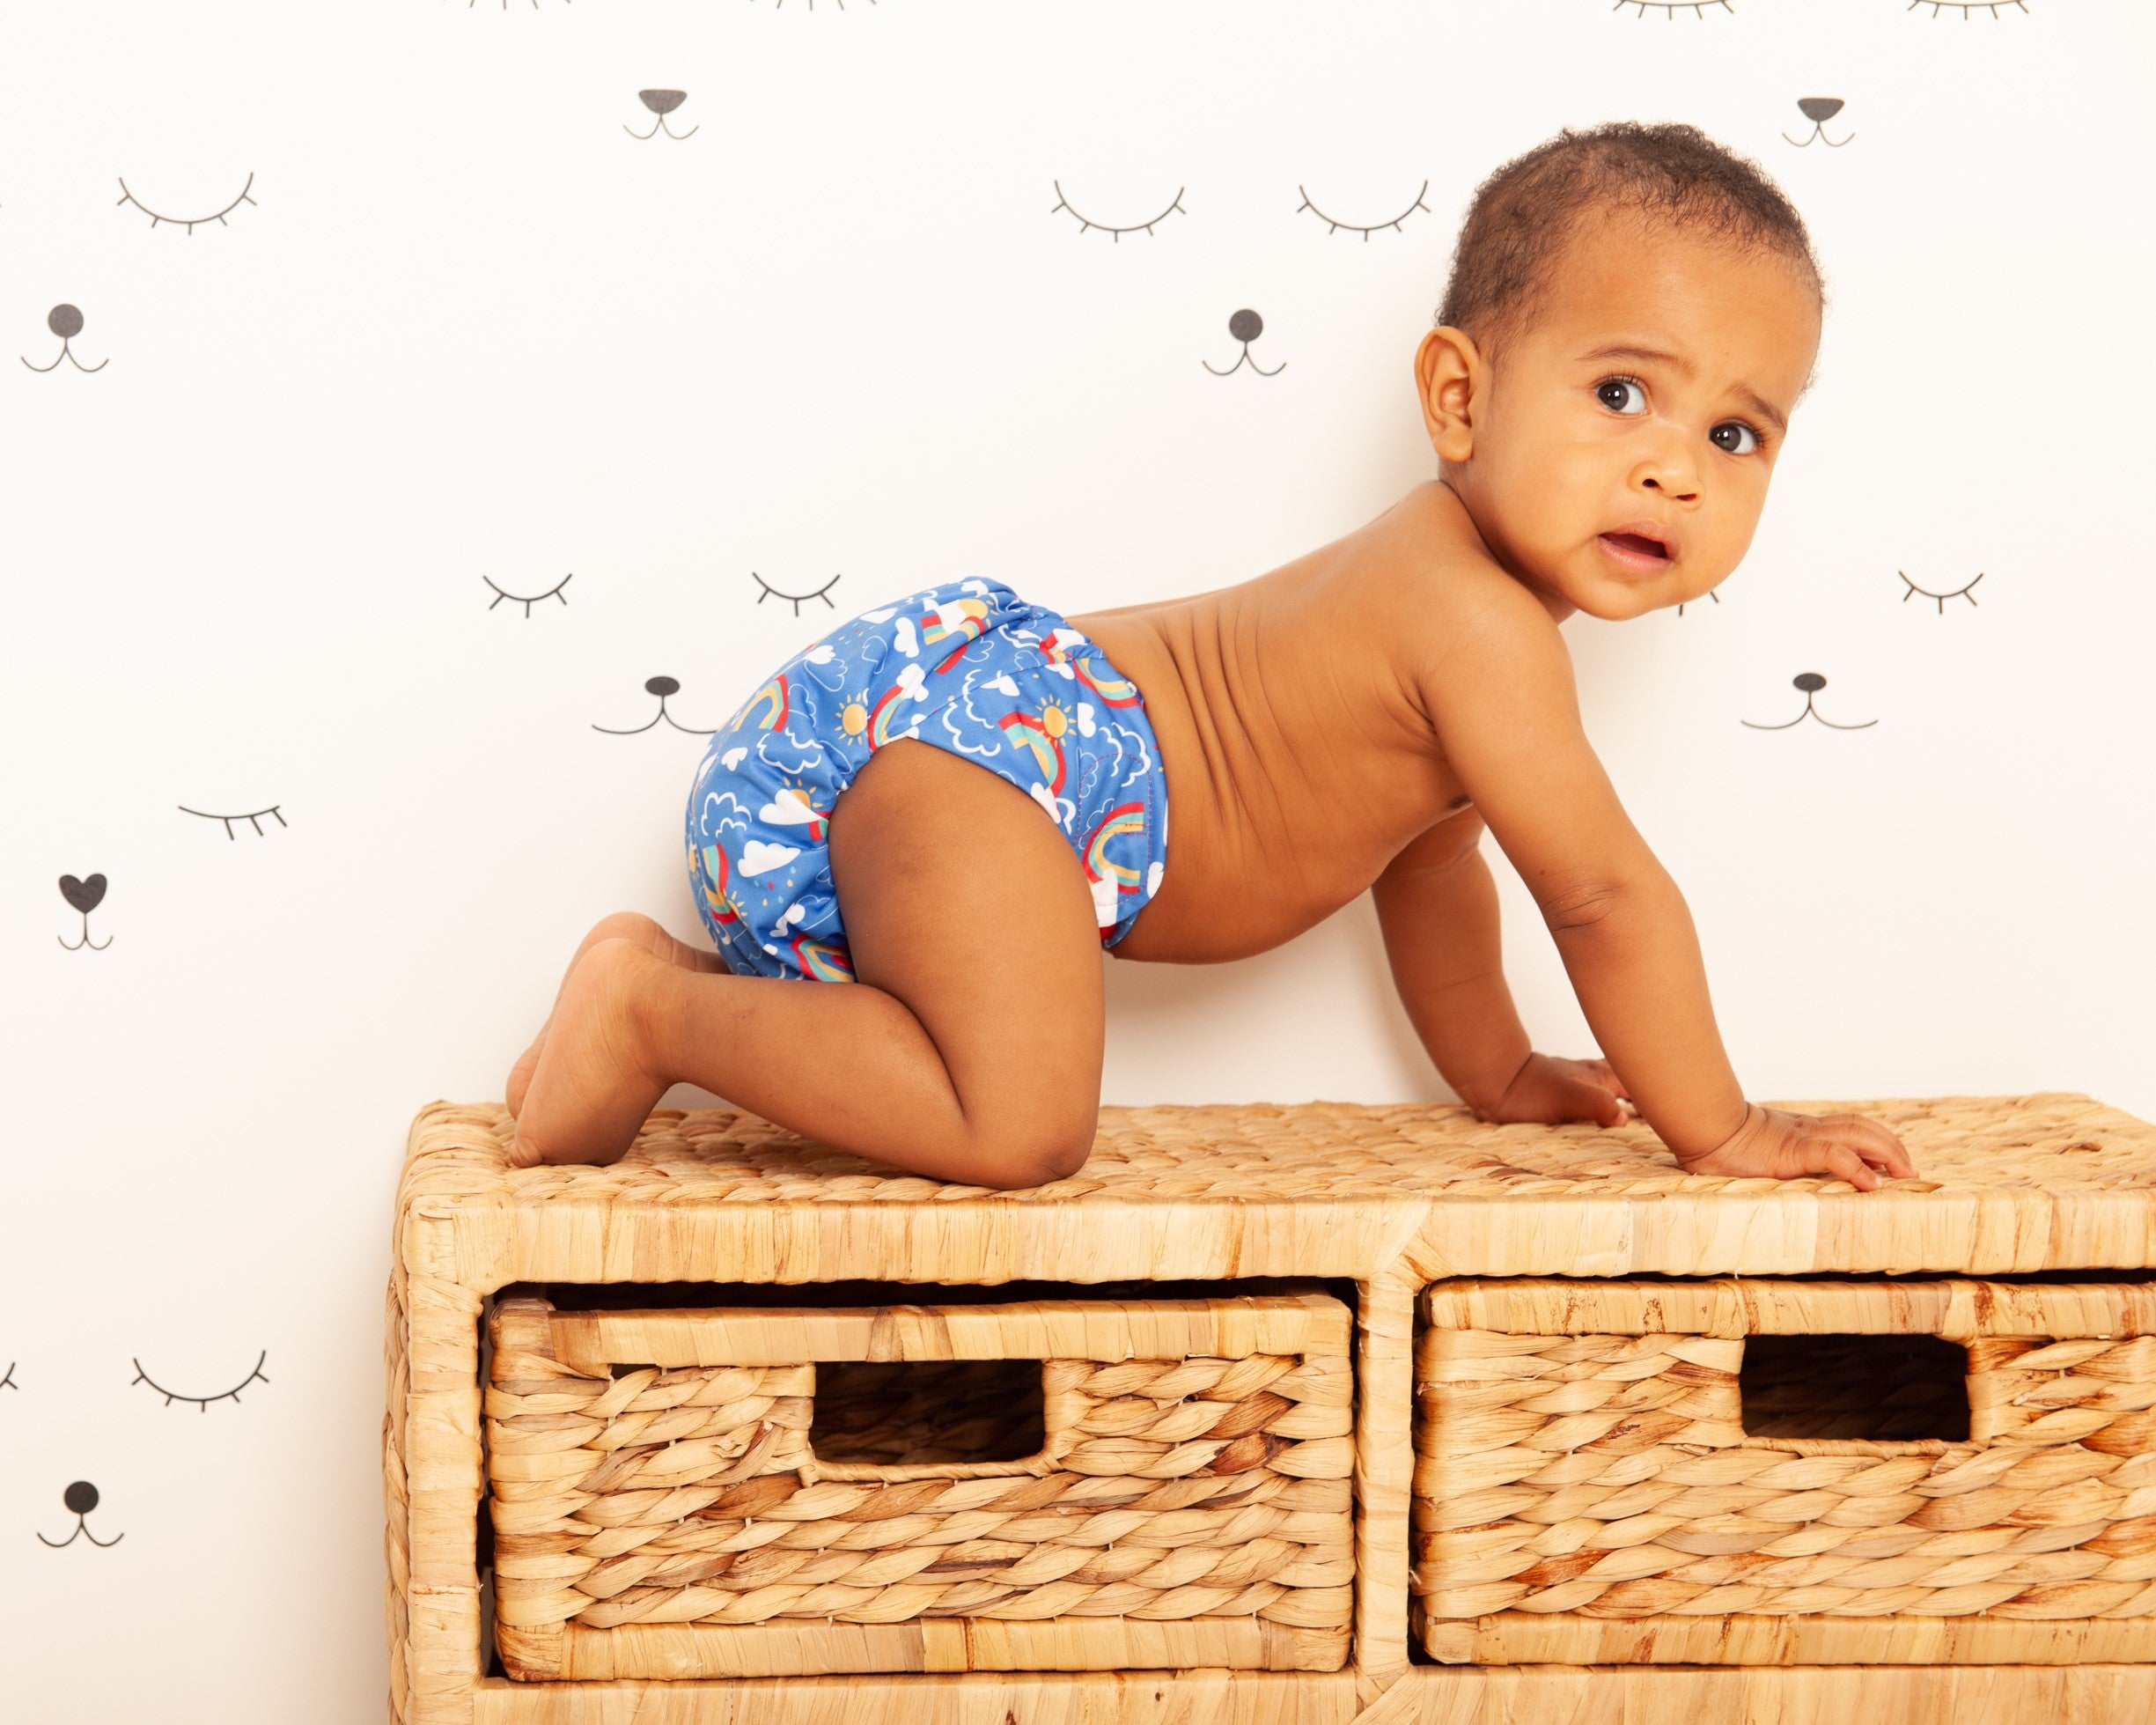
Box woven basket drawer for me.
[486,1284,1355,1680]
[1413,1278,2156,1666]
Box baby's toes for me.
[506,1028,548,1115]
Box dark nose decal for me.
[58,874,114,951]
[39,1481,123,1550]
[627,88,697,140]
[1785,98,1855,149]
[23,303,109,372]
[1742,672,1878,733]
[1203,309,1284,378]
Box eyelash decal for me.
[594,675,719,736]
[1615,0,1732,16]
[485,572,574,616]
[1676,591,1722,616]
[753,0,877,11]
[115,172,256,233]
[180,804,287,840]
[132,1351,269,1412]
[1203,308,1285,379]
[1784,98,1854,149]
[754,571,843,615]
[626,90,697,141]
[1,1362,16,1391]
[58,873,113,952]
[1909,0,2025,15]
[1297,181,1431,240]
[1050,181,1187,241]
[1901,570,1983,612]
[1742,671,1878,732]
[21,303,108,374]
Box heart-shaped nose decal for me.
[59,874,107,913]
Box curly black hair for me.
[1438,122,1823,354]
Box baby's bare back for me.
[1071,486,1481,963]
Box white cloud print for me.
[740,840,802,876]
[757,786,823,826]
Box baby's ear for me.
[1416,327,1481,464]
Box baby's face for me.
[1432,207,1822,620]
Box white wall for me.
[3,1,2150,1715]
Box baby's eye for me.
[1594,378,1647,415]
[1710,420,1760,454]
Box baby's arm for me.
[1409,586,1912,1187]
[1373,814,1630,1127]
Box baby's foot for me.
[505,938,670,1168]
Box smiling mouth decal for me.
[1203,308,1284,379]
[38,1481,122,1551]
[593,676,718,737]
[1742,671,1878,732]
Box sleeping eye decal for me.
[1742,671,1878,732]
[754,571,843,616]
[485,571,573,616]
[180,804,287,840]
[58,874,113,952]
[1203,308,1284,379]
[1909,0,2025,15]
[594,675,719,736]
[38,1482,121,1551]
[1297,181,1431,240]
[1901,570,1983,612]
[625,89,697,141]
[1784,98,1854,149]
[132,1351,269,1412]
[115,173,257,233]
[1615,0,1732,17]
[21,304,108,373]
[1051,181,1187,241]
[752,1,877,12]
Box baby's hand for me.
[1474,1052,1631,1130]
[1677,1104,1916,1191]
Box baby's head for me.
[1417,122,1823,620]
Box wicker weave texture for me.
[487,1289,1355,1679]
[1412,1279,2156,1666]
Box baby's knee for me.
[585,910,664,952]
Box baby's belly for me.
[1107,824,1401,963]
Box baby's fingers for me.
[1816,1112,1917,1180]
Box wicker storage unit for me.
[388,1092,2156,1723]
[1414,1277,2156,1665]
[485,1284,1355,1679]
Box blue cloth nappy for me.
[685,579,1170,982]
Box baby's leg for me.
[505,911,726,1115]
[509,740,1107,1187]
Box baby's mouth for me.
[1597,529,1675,572]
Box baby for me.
[507,121,1915,1192]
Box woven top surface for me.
[431,1093,2154,1207]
